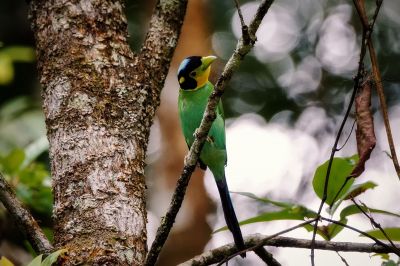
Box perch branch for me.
[144,1,274,265]
[0,172,53,254]
[180,233,400,266]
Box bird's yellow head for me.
[177,55,217,90]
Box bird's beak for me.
[201,55,217,70]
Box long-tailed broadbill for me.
[177,55,245,256]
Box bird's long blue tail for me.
[216,178,246,258]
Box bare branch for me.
[350,199,400,254]
[233,0,250,44]
[310,1,384,264]
[179,234,400,266]
[144,1,274,265]
[354,0,400,179]
[0,172,52,254]
[252,247,281,266]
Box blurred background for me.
[1,0,400,265]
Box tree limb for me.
[0,172,53,254]
[140,0,189,97]
[144,1,275,265]
[179,234,400,266]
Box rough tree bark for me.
[28,0,187,264]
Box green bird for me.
[177,55,245,256]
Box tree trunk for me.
[29,0,187,264]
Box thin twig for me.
[0,172,53,254]
[329,176,353,210]
[336,251,350,266]
[179,233,400,266]
[320,216,400,256]
[233,0,250,43]
[350,199,400,253]
[253,247,281,266]
[310,1,384,264]
[368,30,400,179]
[354,0,400,179]
[144,1,274,265]
[336,119,356,151]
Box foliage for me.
[216,155,400,243]
[0,148,52,217]
[0,249,67,266]
[312,155,357,206]
[0,97,51,217]
[0,46,35,85]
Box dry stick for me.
[368,44,400,179]
[216,219,317,265]
[186,215,397,266]
[0,172,53,254]
[233,0,250,44]
[253,248,281,266]
[350,199,400,254]
[310,2,383,264]
[354,0,399,180]
[336,251,350,266]
[144,1,275,265]
[180,233,400,266]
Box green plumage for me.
[178,81,226,179]
[178,63,245,256]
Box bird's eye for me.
[190,71,196,77]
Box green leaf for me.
[363,228,400,241]
[1,148,25,175]
[1,46,35,62]
[382,260,399,266]
[312,155,357,206]
[0,54,14,85]
[302,224,330,241]
[340,205,400,220]
[232,191,293,208]
[372,253,390,260]
[302,218,347,240]
[343,181,377,200]
[329,181,378,215]
[22,136,49,168]
[326,218,347,240]
[0,97,31,123]
[214,206,317,233]
[26,255,43,266]
[0,256,15,266]
[41,249,67,266]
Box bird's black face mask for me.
[177,56,202,90]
